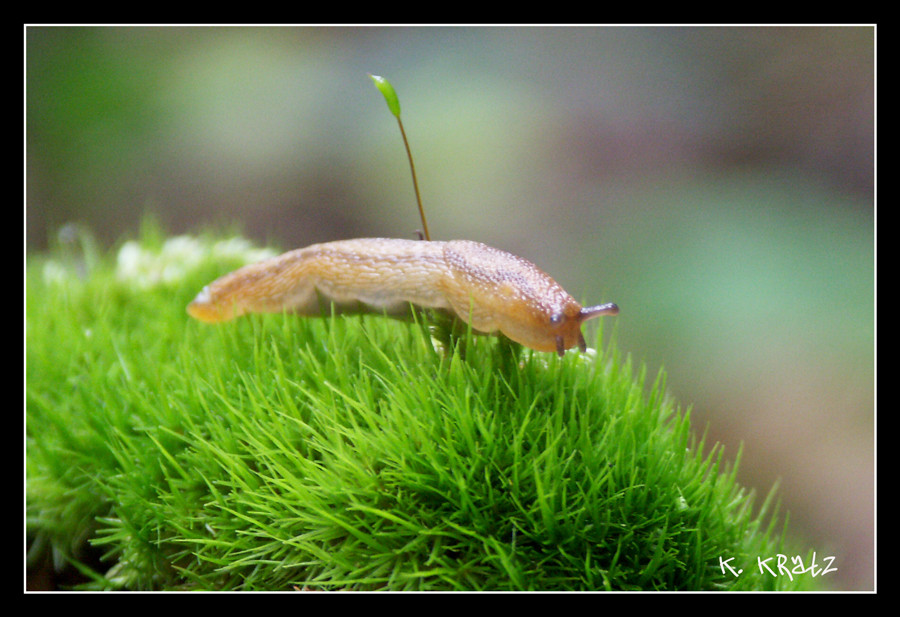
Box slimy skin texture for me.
[187,238,618,356]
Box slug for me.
[187,237,618,357]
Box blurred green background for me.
[26,26,874,590]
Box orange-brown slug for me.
[187,237,618,357]
[189,76,620,356]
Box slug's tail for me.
[187,247,320,323]
[187,285,235,323]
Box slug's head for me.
[443,240,619,357]
[498,299,619,358]
[547,302,619,357]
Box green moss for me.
[26,226,816,590]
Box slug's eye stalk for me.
[580,302,619,322]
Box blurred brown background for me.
[26,26,874,590]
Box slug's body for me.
[188,238,618,356]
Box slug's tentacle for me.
[568,303,620,354]
[188,238,618,356]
